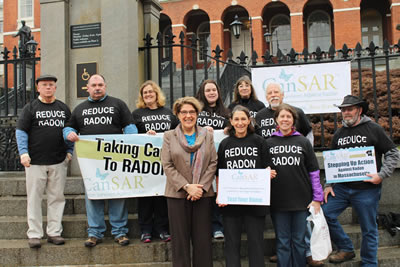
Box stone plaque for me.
[76,63,97,98]
[71,23,101,49]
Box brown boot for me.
[328,251,355,263]
[306,256,324,267]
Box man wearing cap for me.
[323,95,399,265]
[63,74,138,247]
[16,74,73,248]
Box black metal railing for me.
[0,46,40,171]
[139,31,400,150]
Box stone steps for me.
[1,237,399,267]
[0,195,138,216]
[1,172,400,266]
[0,175,85,196]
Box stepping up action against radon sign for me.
[323,146,377,184]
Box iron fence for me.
[140,31,400,150]
[0,47,40,171]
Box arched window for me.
[197,21,210,61]
[307,10,331,52]
[162,26,172,60]
[361,9,383,47]
[269,15,291,55]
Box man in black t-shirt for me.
[323,95,399,266]
[63,74,137,248]
[255,83,312,141]
[16,74,73,249]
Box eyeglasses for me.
[179,110,197,115]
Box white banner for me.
[76,130,228,199]
[251,61,352,114]
[218,169,270,205]
[323,146,377,183]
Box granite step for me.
[0,195,138,216]
[0,175,85,196]
[1,237,399,267]
[0,206,354,240]
[0,218,399,250]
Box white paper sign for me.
[251,61,351,114]
[218,169,270,205]
[323,146,377,183]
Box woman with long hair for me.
[132,80,178,243]
[228,75,265,118]
[196,79,229,239]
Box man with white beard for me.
[255,83,312,140]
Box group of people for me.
[16,73,399,267]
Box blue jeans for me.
[305,221,312,257]
[271,210,308,267]
[85,193,129,239]
[322,184,381,267]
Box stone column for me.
[39,0,69,104]
[101,0,139,110]
[143,0,162,83]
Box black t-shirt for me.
[17,99,71,165]
[228,98,265,118]
[255,106,312,138]
[197,107,228,130]
[266,134,319,212]
[217,133,270,216]
[331,119,396,189]
[132,106,178,134]
[65,96,132,135]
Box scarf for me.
[176,124,208,184]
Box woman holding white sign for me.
[132,81,179,243]
[217,105,275,267]
[161,96,217,267]
[266,103,323,267]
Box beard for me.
[343,115,359,126]
[269,97,281,108]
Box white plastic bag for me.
[307,205,332,261]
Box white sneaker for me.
[213,230,224,239]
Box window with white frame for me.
[197,21,210,62]
[269,15,291,55]
[307,10,331,52]
[361,8,383,47]
[18,0,34,27]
